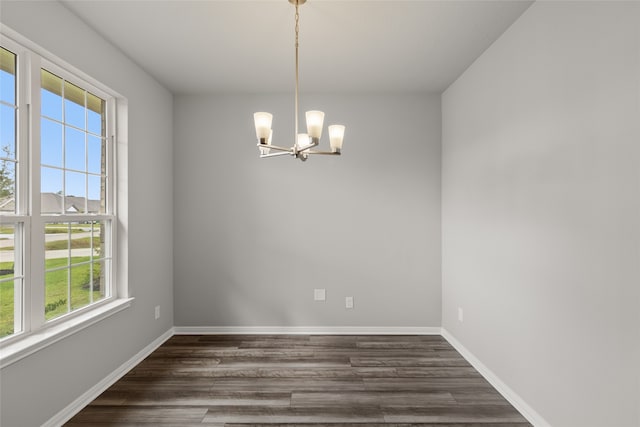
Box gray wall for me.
[442,2,640,426]
[0,2,174,426]
[174,93,441,328]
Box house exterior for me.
[0,193,100,214]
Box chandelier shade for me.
[253,112,273,140]
[252,0,345,161]
[329,125,345,153]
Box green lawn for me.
[0,257,104,338]
[46,236,101,251]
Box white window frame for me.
[0,29,131,368]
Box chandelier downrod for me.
[253,0,345,161]
[294,0,300,144]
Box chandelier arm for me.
[305,149,341,155]
[257,143,292,153]
[260,151,293,158]
[296,140,319,153]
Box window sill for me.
[0,298,134,369]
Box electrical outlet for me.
[314,289,326,301]
[458,307,463,322]
[345,296,354,309]
[155,305,160,320]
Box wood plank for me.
[107,377,214,392]
[201,406,385,423]
[255,367,398,378]
[351,357,472,367]
[394,367,482,378]
[217,356,351,367]
[209,377,367,392]
[291,391,457,407]
[383,406,530,423]
[363,378,496,392]
[65,406,207,424]
[94,390,291,407]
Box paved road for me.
[0,232,93,248]
[0,244,94,263]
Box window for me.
[40,68,113,322]
[0,32,125,349]
[0,45,22,339]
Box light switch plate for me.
[314,289,326,301]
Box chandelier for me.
[253,0,345,161]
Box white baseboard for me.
[42,328,174,427]
[174,326,442,335]
[441,328,551,427]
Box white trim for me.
[42,327,174,427]
[0,298,133,368]
[174,326,442,335]
[441,328,552,427]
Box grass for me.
[0,257,104,338]
[45,237,101,251]
[45,224,97,234]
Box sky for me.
[0,66,105,209]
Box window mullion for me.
[28,52,45,331]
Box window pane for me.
[70,264,90,310]
[87,135,103,174]
[41,118,63,167]
[45,222,69,266]
[45,222,70,321]
[0,223,20,338]
[87,93,104,135]
[45,221,108,321]
[65,126,85,171]
[41,167,63,214]
[65,171,86,213]
[41,69,63,121]
[45,268,69,321]
[69,224,92,260]
[91,221,107,259]
[0,47,16,105]
[87,175,102,213]
[0,60,16,214]
[64,81,85,130]
[0,104,15,159]
[42,71,108,215]
[0,160,15,212]
[92,260,108,302]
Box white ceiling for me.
[61,0,533,94]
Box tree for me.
[0,145,14,199]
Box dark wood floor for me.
[65,335,531,426]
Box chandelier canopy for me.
[253,0,345,161]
